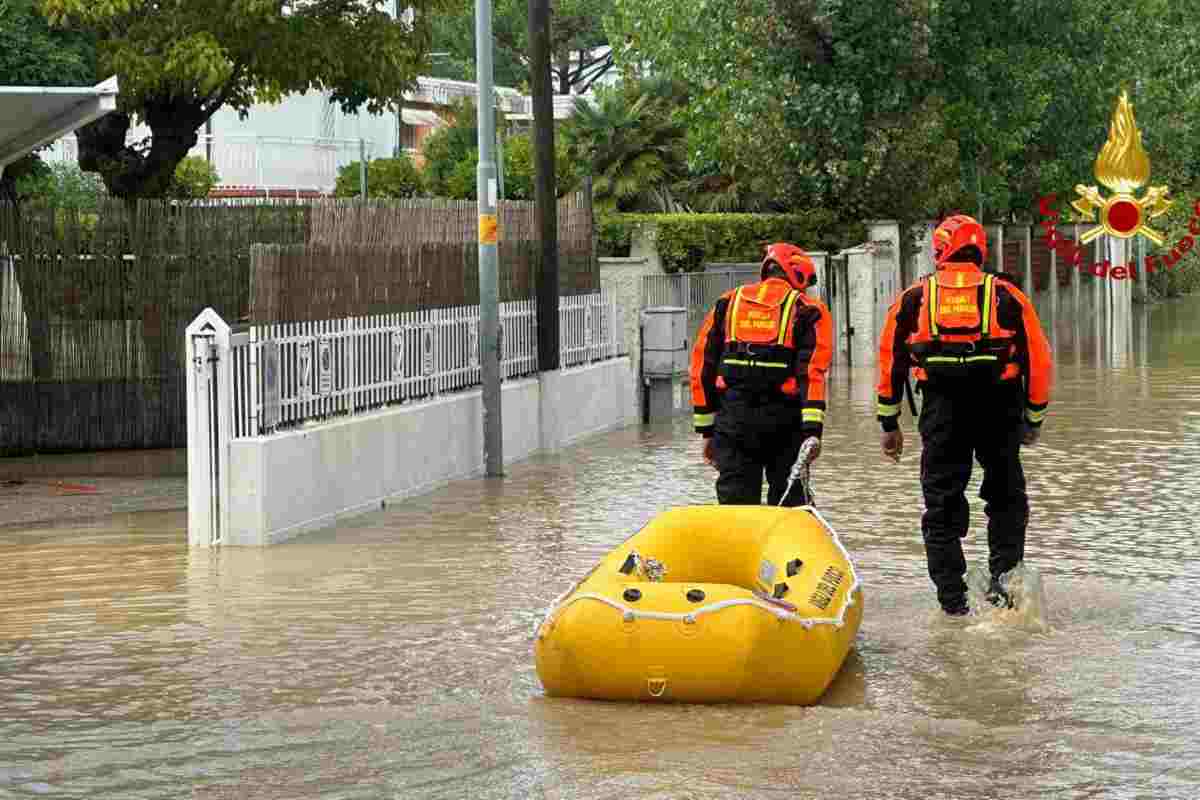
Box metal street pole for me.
[476,0,504,476]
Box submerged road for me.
[1,297,1199,798]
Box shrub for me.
[170,156,220,200]
[597,211,865,272]
[334,155,425,199]
[14,160,106,210]
[501,133,580,201]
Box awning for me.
[0,77,119,176]
[401,108,444,127]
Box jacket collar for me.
[936,262,983,275]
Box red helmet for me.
[932,214,988,267]
[761,242,816,289]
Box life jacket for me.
[907,268,1020,383]
[718,279,804,396]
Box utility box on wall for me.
[641,306,688,421]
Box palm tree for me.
[563,80,688,212]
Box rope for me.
[536,505,862,634]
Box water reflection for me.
[2,298,1200,798]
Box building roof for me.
[0,77,118,176]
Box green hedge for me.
[596,211,865,272]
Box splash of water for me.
[964,562,1049,633]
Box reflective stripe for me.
[727,287,744,341]
[777,290,800,345]
[802,409,825,423]
[724,359,789,368]
[927,277,939,337]
[877,402,901,417]
[981,275,995,336]
[964,354,998,363]
[1026,407,1047,423]
[694,413,715,427]
[925,356,960,363]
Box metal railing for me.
[203,291,622,440]
[44,135,379,194]
[641,261,853,366]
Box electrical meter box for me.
[641,306,689,377]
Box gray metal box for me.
[642,306,689,376]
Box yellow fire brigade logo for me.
[1071,91,1173,245]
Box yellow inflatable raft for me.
[534,504,863,705]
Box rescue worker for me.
[876,214,1052,616]
[690,243,833,506]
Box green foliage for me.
[14,161,107,210]
[601,212,864,273]
[39,0,450,198]
[334,155,425,199]
[430,0,615,93]
[169,156,219,200]
[422,100,580,200]
[607,0,1200,247]
[0,0,94,85]
[501,134,579,201]
[563,79,687,212]
[421,100,483,199]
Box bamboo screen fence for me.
[0,193,595,453]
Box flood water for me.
[3,296,1200,799]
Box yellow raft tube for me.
[535,505,863,705]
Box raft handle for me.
[773,582,790,599]
[686,589,706,603]
[787,559,804,577]
[623,588,642,602]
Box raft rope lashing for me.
[535,506,862,634]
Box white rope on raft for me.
[536,505,862,634]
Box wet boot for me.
[944,600,970,617]
[985,576,1013,609]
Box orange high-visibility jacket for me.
[876,263,1052,431]
[690,277,833,437]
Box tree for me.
[0,0,96,205]
[333,155,425,199]
[421,100,487,198]
[562,80,688,211]
[420,100,579,200]
[40,0,450,199]
[429,0,615,94]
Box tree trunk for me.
[76,106,205,199]
[557,53,572,95]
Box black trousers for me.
[918,381,1028,610]
[711,399,810,507]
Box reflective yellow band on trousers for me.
[694,413,715,427]
[1026,408,1047,423]
[723,359,790,368]
[877,402,901,417]
[802,409,825,423]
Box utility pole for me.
[529,0,559,371]
[477,0,504,476]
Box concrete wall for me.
[225,358,636,545]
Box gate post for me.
[186,309,233,547]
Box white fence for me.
[187,291,623,545]
[221,292,620,439]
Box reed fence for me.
[0,192,595,453]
